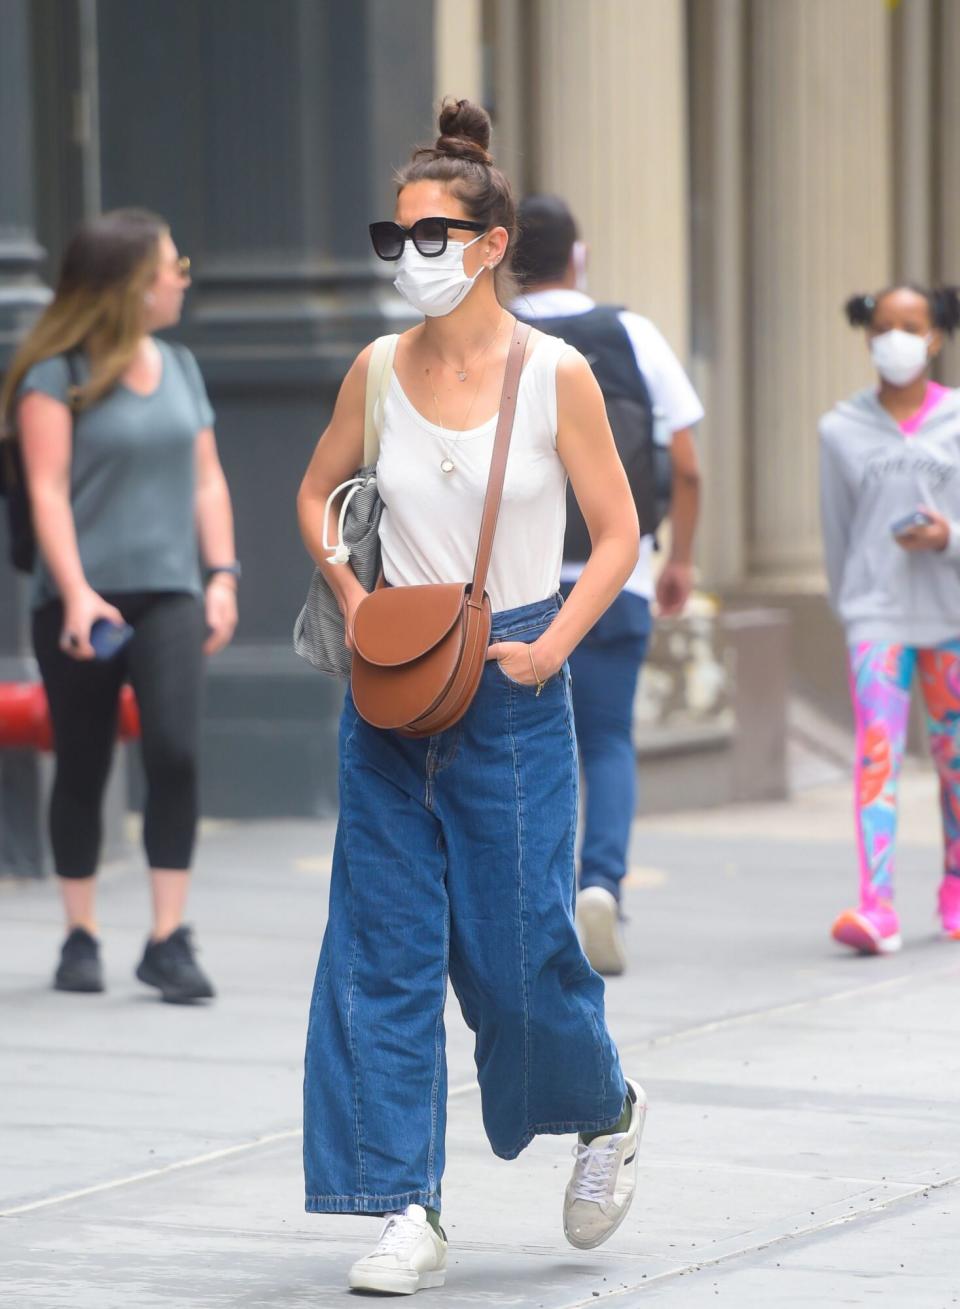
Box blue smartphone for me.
[890,510,933,539]
[89,618,134,660]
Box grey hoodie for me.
[819,387,960,645]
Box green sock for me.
[579,1094,631,1145]
[425,1206,443,1238]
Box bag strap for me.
[64,349,83,412]
[363,333,399,466]
[468,320,532,609]
[0,351,83,498]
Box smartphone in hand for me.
[89,618,134,660]
[890,510,933,539]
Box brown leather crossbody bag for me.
[351,320,532,738]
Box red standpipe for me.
[0,683,141,751]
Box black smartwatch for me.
[206,562,242,583]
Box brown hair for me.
[396,98,518,303]
[1,207,166,431]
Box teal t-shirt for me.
[19,339,215,606]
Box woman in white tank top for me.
[298,98,644,1296]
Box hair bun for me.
[931,285,960,337]
[435,98,493,165]
[844,293,875,328]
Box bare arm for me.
[18,391,123,658]
[656,425,701,616]
[297,343,373,649]
[195,427,238,655]
[488,350,640,683]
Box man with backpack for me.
[514,194,703,976]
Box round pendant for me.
[440,458,455,474]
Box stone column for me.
[0,1,50,358]
[687,0,747,591]
[892,0,934,284]
[488,0,531,194]
[0,0,53,876]
[434,0,482,105]
[747,0,892,584]
[936,0,960,380]
[529,0,690,355]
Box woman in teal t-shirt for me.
[0,208,238,1001]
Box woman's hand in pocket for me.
[487,639,559,687]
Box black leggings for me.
[32,591,205,879]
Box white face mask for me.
[393,232,486,318]
[870,329,931,387]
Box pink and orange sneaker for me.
[937,876,960,939]
[831,901,902,955]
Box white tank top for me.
[377,334,574,614]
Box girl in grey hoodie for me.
[820,284,960,954]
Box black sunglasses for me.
[369,217,487,261]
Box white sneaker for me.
[577,886,627,975]
[348,1204,446,1295]
[563,1079,646,1250]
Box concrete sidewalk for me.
[1,768,958,1308]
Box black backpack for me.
[1,352,82,574]
[518,306,671,561]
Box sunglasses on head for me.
[369,217,487,261]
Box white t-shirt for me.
[511,288,704,599]
[377,333,572,614]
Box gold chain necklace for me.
[430,311,504,382]
[425,357,490,474]
[423,314,506,473]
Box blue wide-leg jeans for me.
[303,596,627,1215]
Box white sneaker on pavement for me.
[348,1204,447,1295]
[577,886,626,975]
[563,1078,647,1250]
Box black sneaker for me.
[135,925,215,1004]
[54,927,105,993]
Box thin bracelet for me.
[528,645,546,697]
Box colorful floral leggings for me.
[849,640,960,903]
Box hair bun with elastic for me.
[434,98,493,165]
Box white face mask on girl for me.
[393,232,487,318]
[870,329,931,387]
